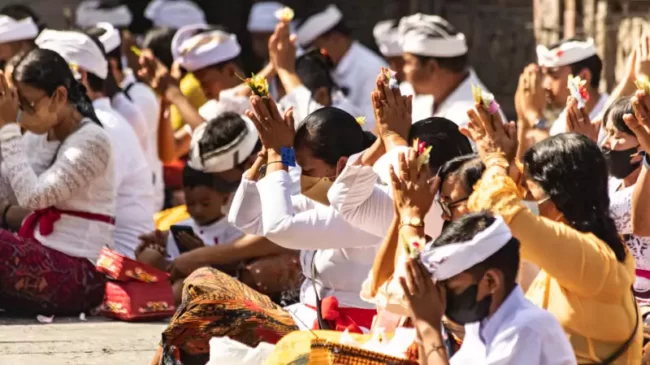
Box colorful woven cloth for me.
[161,267,299,364]
[0,230,105,315]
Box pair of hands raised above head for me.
[0,71,19,126]
[136,49,180,96]
[246,96,295,154]
[625,90,650,154]
[372,69,412,147]
[268,21,296,74]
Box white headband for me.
[97,22,121,53]
[296,4,342,47]
[398,14,467,57]
[374,20,402,57]
[420,216,512,281]
[0,16,39,44]
[36,29,108,79]
[145,0,207,29]
[188,116,259,173]
[536,38,597,68]
[247,1,284,33]
[172,25,241,72]
[75,0,133,28]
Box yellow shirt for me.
[170,73,207,130]
[154,205,190,231]
[469,173,642,364]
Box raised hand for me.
[246,96,295,153]
[0,72,19,127]
[518,64,546,126]
[388,149,439,220]
[137,49,178,96]
[626,90,650,154]
[565,96,600,142]
[464,103,518,162]
[373,68,413,149]
[399,257,446,328]
[268,21,297,73]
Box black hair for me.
[0,4,45,31]
[5,48,28,71]
[142,27,176,69]
[197,112,252,169]
[295,48,336,96]
[523,133,625,261]
[13,48,101,125]
[438,154,485,194]
[294,107,374,166]
[416,54,468,74]
[85,26,122,72]
[408,117,474,171]
[603,96,634,136]
[548,38,602,88]
[182,164,224,192]
[433,212,520,289]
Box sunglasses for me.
[436,197,469,217]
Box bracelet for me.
[422,344,448,359]
[1,204,12,230]
[258,161,285,177]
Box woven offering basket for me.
[309,339,417,365]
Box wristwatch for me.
[399,216,423,229]
[533,118,549,130]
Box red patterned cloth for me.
[306,296,377,333]
[18,207,115,238]
[0,230,106,315]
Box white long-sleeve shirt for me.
[93,98,155,258]
[122,71,165,211]
[332,42,387,121]
[451,286,576,365]
[228,170,379,309]
[327,147,444,239]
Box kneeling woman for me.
[154,102,381,365]
[0,49,114,314]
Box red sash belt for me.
[18,207,116,239]
[306,296,377,334]
[636,269,650,281]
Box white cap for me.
[247,2,284,33]
[96,22,121,53]
[420,216,512,281]
[536,38,598,68]
[296,4,342,47]
[36,29,108,79]
[75,0,133,28]
[145,0,207,29]
[0,16,39,44]
[188,116,259,173]
[171,24,241,72]
[374,19,402,57]
[398,14,467,58]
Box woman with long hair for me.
[463,102,641,363]
[0,48,114,315]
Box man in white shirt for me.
[86,22,165,211]
[296,5,387,120]
[36,29,155,258]
[0,6,40,65]
[397,14,503,126]
[372,19,413,95]
[171,24,250,120]
[412,212,576,365]
[522,38,608,137]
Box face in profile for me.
[13,81,63,134]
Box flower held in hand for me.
[412,138,432,171]
[471,84,499,114]
[636,75,650,94]
[241,73,270,98]
[567,74,590,108]
[274,7,295,22]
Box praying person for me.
[295,4,387,119]
[465,100,642,363]
[373,19,413,95]
[399,212,576,364]
[0,48,112,314]
[0,6,40,66]
[36,29,155,259]
[522,38,607,135]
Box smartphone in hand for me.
[169,225,198,254]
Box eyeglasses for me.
[17,94,46,114]
[436,197,469,217]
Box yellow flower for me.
[131,46,142,57]
[275,7,295,22]
[636,75,650,94]
[355,116,365,126]
[243,73,270,97]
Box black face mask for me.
[602,146,641,179]
[444,283,492,325]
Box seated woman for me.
[0,48,114,315]
[464,102,642,363]
[136,114,295,304]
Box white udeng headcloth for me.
[145,0,207,29]
[171,24,241,72]
[35,29,108,79]
[420,216,512,280]
[96,22,121,53]
[373,19,402,57]
[187,116,259,173]
[0,16,39,44]
[536,38,597,68]
[296,4,342,47]
[398,13,467,58]
[75,0,133,28]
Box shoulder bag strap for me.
[310,250,331,330]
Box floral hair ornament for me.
[239,73,270,98]
[381,67,399,89]
[412,138,432,171]
[635,75,650,94]
[355,116,366,126]
[274,7,295,22]
[68,62,82,80]
[471,84,499,115]
[567,74,590,108]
